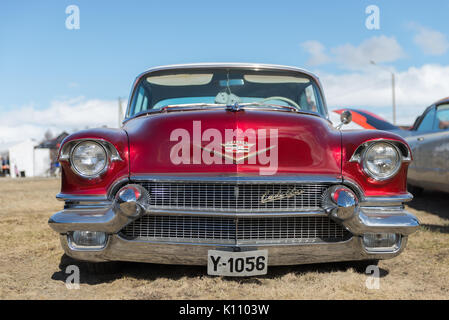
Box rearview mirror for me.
[219,79,244,87]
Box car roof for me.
[433,96,449,106]
[140,62,318,80]
[135,63,324,95]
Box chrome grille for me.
[137,181,329,212]
[120,215,351,244]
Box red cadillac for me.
[49,63,419,276]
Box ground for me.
[0,178,448,300]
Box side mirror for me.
[336,110,352,129]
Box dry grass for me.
[0,178,448,299]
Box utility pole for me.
[370,60,397,125]
[118,97,124,127]
[391,73,396,125]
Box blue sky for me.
[1,0,449,141]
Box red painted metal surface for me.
[59,128,129,196]
[59,110,412,199]
[123,109,342,177]
[341,130,411,197]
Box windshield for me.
[127,68,326,117]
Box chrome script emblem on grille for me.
[260,188,305,204]
[221,140,255,153]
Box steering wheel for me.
[260,96,301,109]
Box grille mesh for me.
[120,215,351,244]
[137,181,328,212]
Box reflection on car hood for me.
[123,109,342,176]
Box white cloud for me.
[322,64,449,125]
[68,82,80,88]
[300,40,331,66]
[410,24,449,56]
[2,64,448,142]
[302,36,405,71]
[331,36,405,70]
[0,97,127,144]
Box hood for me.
[124,109,342,177]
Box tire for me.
[85,261,122,275]
[353,260,379,273]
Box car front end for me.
[49,63,419,276]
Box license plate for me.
[207,250,268,276]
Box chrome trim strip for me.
[119,236,349,246]
[130,175,342,184]
[56,193,109,202]
[359,206,406,215]
[114,233,353,248]
[361,193,413,207]
[65,203,112,210]
[144,209,327,218]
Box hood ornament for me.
[199,142,275,164]
[221,141,255,153]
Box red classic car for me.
[49,63,419,276]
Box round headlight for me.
[362,142,401,180]
[71,141,107,177]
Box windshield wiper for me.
[159,102,299,114]
[239,102,299,112]
[161,103,226,112]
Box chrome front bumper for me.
[58,234,408,265]
[49,192,419,266]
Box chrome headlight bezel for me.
[70,140,108,178]
[349,139,411,181]
[361,141,402,181]
[59,138,123,179]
